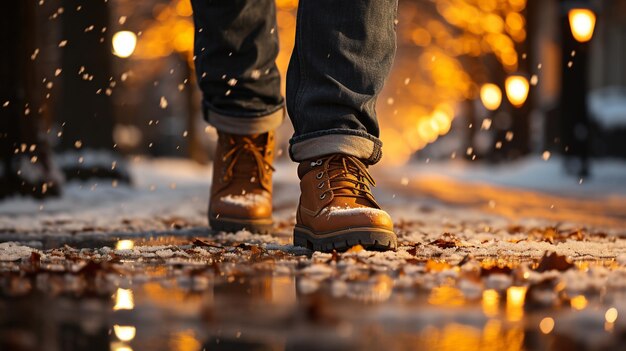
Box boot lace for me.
[222,135,274,183]
[313,154,379,206]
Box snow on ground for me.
[0,156,624,245]
[393,156,626,196]
[0,158,215,237]
[377,156,626,231]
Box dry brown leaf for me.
[534,252,574,272]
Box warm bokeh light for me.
[570,295,588,310]
[568,8,596,43]
[480,83,503,111]
[134,0,529,163]
[113,288,135,311]
[114,325,137,342]
[539,317,555,334]
[605,307,618,323]
[112,31,137,58]
[505,75,529,107]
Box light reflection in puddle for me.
[113,325,136,342]
[170,329,201,351]
[2,240,626,350]
[417,321,525,351]
[506,286,527,322]
[110,342,133,351]
[113,288,135,311]
[482,289,499,317]
[428,286,465,307]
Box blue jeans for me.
[190,0,397,164]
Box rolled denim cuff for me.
[204,103,285,135]
[289,129,383,165]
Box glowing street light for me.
[480,83,503,111]
[112,31,137,58]
[505,75,529,108]
[568,8,596,43]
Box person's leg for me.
[286,0,397,165]
[191,0,284,134]
[287,0,399,251]
[190,0,282,233]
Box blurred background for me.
[2,0,625,199]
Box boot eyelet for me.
[317,182,324,189]
[319,193,326,199]
[310,159,323,167]
[316,172,324,179]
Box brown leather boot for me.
[209,131,275,233]
[294,154,397,252]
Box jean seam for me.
[292,0,307,133]
[290,128,380,144]
[202,99,284,119]
[289,130,383,164]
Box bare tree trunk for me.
[57,0,115,151]
[0,0,63,198]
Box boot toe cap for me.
[318,205,394,232]
[211,192,272,220]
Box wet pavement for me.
[2,228,626,351]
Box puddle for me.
[2,235,626,350]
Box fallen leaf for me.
[192,239,223,249]
[429,232,462,249]
[534,252,574,272]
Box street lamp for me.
[505,75,529,108]
[559,2,597,178]
[568,8,596,43]
[480,83,503,111]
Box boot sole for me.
[293,225,397,252]
[209,216,273,234]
